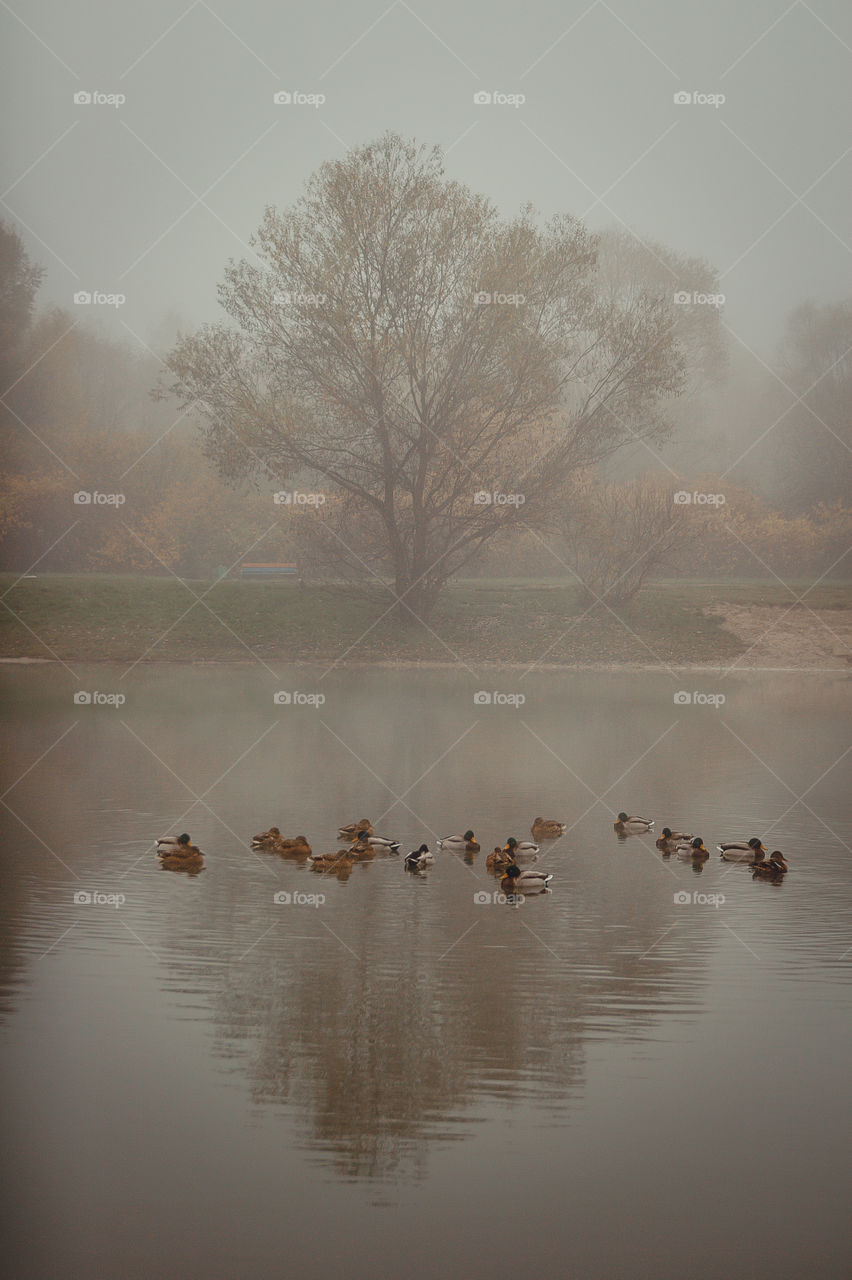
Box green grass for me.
[0,573,849,665]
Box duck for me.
[717,838,767,863]
[404,844,434,870]
[614,813,654,833]
[503,836,540,860]
[361,832,400,853]
[156,833,202,856]
[310,848,356,873]
[157,833,204,871]
[251,826,282,848]
[349,832,377,860]
[500,863,553,894]
[752,851,788,877]
[437,829,480,852]
[156,834,199,855]
[486,846,513,871]
[338,819,374,840]
[675,836,710,859]
[269,834,312,856]
[310,846,352,865]
[531,818,566,839]
[656,827,693,848]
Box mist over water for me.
[1,665,850,1278]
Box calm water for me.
[1,664,851,1279]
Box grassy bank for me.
[0,573,849,666]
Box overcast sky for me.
[2,0,850,363]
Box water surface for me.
[1,665,850,1278]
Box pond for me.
[1,664,850,1278]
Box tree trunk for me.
[392,572,439,626]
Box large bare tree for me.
[162,133,686,621]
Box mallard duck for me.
[310,846,351,866]
[404,844,433,870]
[156,833,202,856]
[614,813,654,833]
[251,826,282,848]
[500,863,553,894]
[270,834,312,856]
[486,846,512,871]
[349,832,377,860]
[752,851,788,877]
[338,819,374,840]
[437,829,480,852]
[503,836,540,860]
[717,838,767,863]
[310,848,356,873]
[531,818,566,839]
[157,832,204,871]
[656,827,693,848]
[362,832,400,852]
[675,836,710,859]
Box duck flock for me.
[616,814,789,877]
[155,814,789,889]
